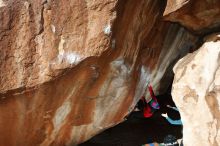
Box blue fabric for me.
[149,143,154,146]
[166,117,182,125]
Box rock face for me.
[2,0,220,146]
[0,0,117,93]
[172,34,220,146]
[164,0,220,33]
[0,0,197,146]
[165,1,220,145]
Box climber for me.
[161,105,182,125]
[147,84,160,109]
[138,84,160,118]
[139,95,153,118]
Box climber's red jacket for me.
[141,84,159,118]
[143,104,153,118]
[141,96,153,118]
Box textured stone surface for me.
[164,0,220,33]
[0,0,116,93]
[0,0,197,146]
[172,34,220,146]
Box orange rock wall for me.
[0,0,116,93]
[0,0,197,145]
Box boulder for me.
[0,0,117,93]
[0,0,197,145]
[164,0,220,33]
[172,34,220,146]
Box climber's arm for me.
[161,113,182,125]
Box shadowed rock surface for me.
[80,94,182,146]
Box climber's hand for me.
[167,105,172,108]
[161,113,168,118]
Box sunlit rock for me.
[172,34,220,146]
[164,0,220,33]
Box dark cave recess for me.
[80,93,182,146]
